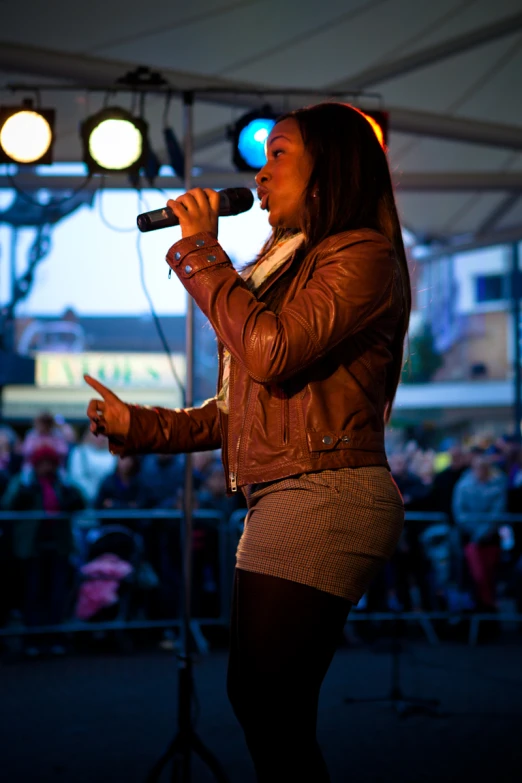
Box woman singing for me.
[85,102,411,782]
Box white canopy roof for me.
[1,0,522,248]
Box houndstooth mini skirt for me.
[236,466,404,603]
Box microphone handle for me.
[137,206,179,232]
[137,190,236,233]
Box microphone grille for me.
[226,187,254,216]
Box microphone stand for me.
[146,91,229,783]
[344,607,442,718]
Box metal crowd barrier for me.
[1,508,521,649]
[231,509,522,646]
[0,508,233,655]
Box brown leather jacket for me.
[118,228,402,493]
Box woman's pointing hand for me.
[85,374,131,443]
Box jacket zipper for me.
[229,368,255,494]
[228,355,239,492]
[216,342,234,492]
[281,389,289,445]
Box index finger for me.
[84,374,119,401]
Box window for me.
[475,274,505,303]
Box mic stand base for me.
[146,650,229,783]
[344,614,446,720]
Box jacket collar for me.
[254,228,391,300]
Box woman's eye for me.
[272,149,284,158]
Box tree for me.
[402,323,443,384]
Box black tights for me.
[227,568,352,782]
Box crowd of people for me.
[1,411,522,656]
[0,411,242,656]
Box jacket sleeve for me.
[110,396,222,457]
[166,231,397,384]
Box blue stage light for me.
[237,117,276,169]
[231,108,279,172]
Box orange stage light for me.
[356,109,389,150]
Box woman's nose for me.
[255,165,270,186]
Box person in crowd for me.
[139,453,184,507]
[429,443,470,525]
[1,444,85,655]
[0,434,12,500]
[0,426,23,491]
[408,447,436,487]
[424,443,472,607]
[85,102,410,781]
[21,411,70,469]
[388,452,431,507]
[67,426,117,505]
[387,451,433,610]
[191,465,236,618]
[95,455,153,514]
[0,427,24,637]
[452,450,507,612]
[137,454,184,626]
[94,455,156,611]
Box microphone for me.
[136,187,254,232]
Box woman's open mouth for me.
[257,188,270,211]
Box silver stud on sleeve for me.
[184,265,192,273]
[174,251,181,260]
[206,254,216,262]
[195,239,205,247]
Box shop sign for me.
[35,352,186,388]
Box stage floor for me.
[2,629,522,782]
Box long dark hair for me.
[254,102,411,423]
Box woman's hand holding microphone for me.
[166,187,220,239]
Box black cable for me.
[96,176,137,233]
[135,190,186,401]
[162,91,172,129]
[94,182,185,395]
[152,184,171,199]
[6,171,93,208]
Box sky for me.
[0,187,271,316]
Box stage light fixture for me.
[357,109,389,150]
[230,108,279,171]
[0,102,55,164]
[81,107,149,174]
